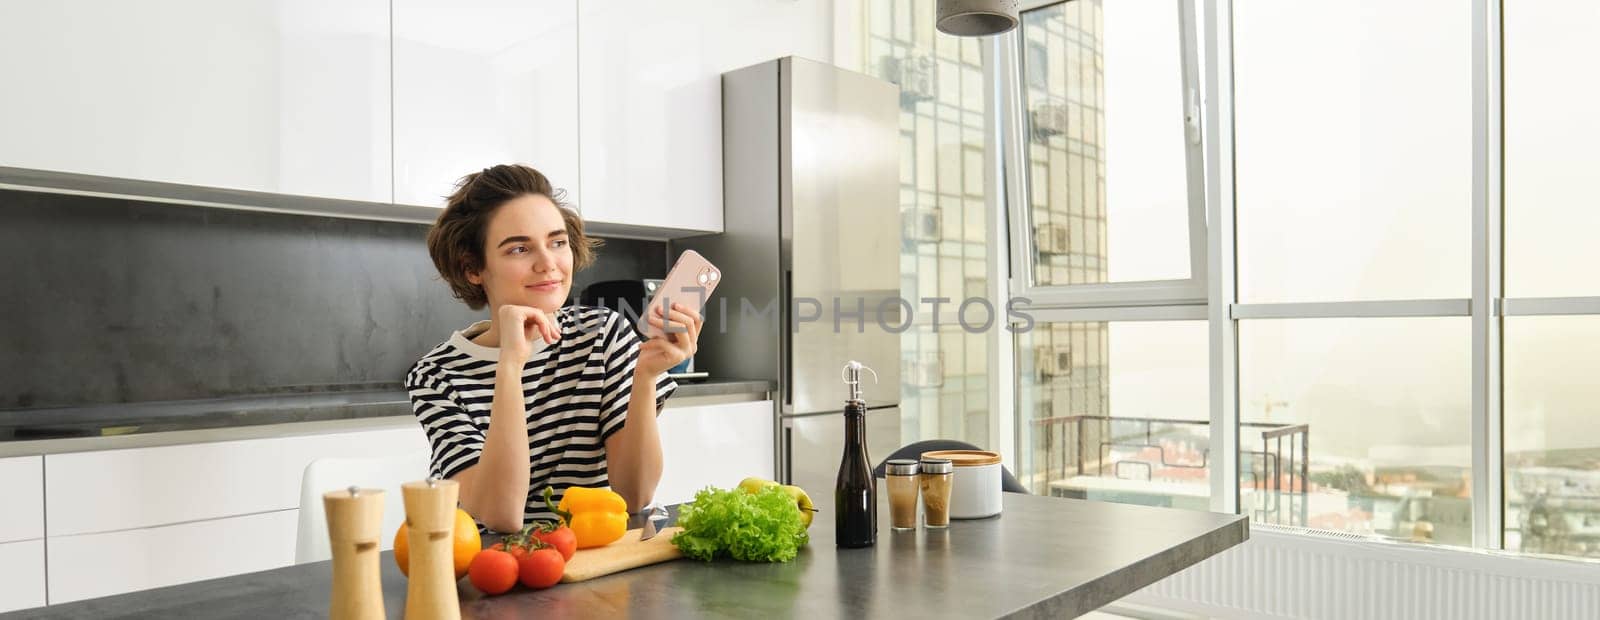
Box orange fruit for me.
[394,508,482,579]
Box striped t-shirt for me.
[406,305,676,531]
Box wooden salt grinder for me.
[323,486,385,620]
[401,478,461,620]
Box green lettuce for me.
[671,485,810,562]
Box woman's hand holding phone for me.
[633,250,716,376]
[637,303,702,377]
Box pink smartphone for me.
[644,250,720,339]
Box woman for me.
[407,164,702,533]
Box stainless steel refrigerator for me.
[678,57,902,496]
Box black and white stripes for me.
[406,305,675,531]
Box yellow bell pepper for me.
[547,486,628,549]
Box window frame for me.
[1001,0,1210,310]
[1216,0,1498,549]
[994,0,1600,560]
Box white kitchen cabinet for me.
[46,510,298,605]
[393,0,580,208]
[655,399,775,506]
[577,0,832,233]
[0,0,391,203]
[0,457,42,544]
[0,540,46,613]
[0,458,40,613]
[45,424,427,537]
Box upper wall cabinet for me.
[393,0,580,209]
[577,0,833,234]
[0,1,392,203]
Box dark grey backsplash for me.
[0,189,665,410]
[572,234,671,295]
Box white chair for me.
[294,452,433,564]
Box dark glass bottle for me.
[836,363,877,548]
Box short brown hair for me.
[425,164,601,310]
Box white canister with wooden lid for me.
[920,449,1003,519]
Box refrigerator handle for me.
[783,268,793,409]
[781,425,793,484]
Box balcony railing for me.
[1028,415,1311,526]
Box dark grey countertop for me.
[4,493,1247,619]
[0,379,773,453]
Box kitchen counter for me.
[0,379,773,457]
[4,493,1247,619]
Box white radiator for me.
[1124,525,1600,619]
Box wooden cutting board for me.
[559,527,685,583]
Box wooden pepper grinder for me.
[401,478,461,620]
[323,486,386,620]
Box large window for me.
[1007,0,1208,512]
[1233,0,1470,304]
[1011,0,1206,309]
[1501,0,1600,559]
[1018,320,1210,509]
[1503,317,1600,558]
[999,0,1599,562]
[1504,1,1600,300]
[1239,318,1471,544]
[1019,1,1194,287]
[1230,0,1475,547]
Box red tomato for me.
[467,549,519,595]
[490,541,530,560]
[517,547,565,589]
[532,525,577,561]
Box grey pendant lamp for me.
[936,0,1020,37]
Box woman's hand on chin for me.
[638,303,702,377]
[497,304,560,361]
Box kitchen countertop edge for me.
[1007,513,1250,618]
